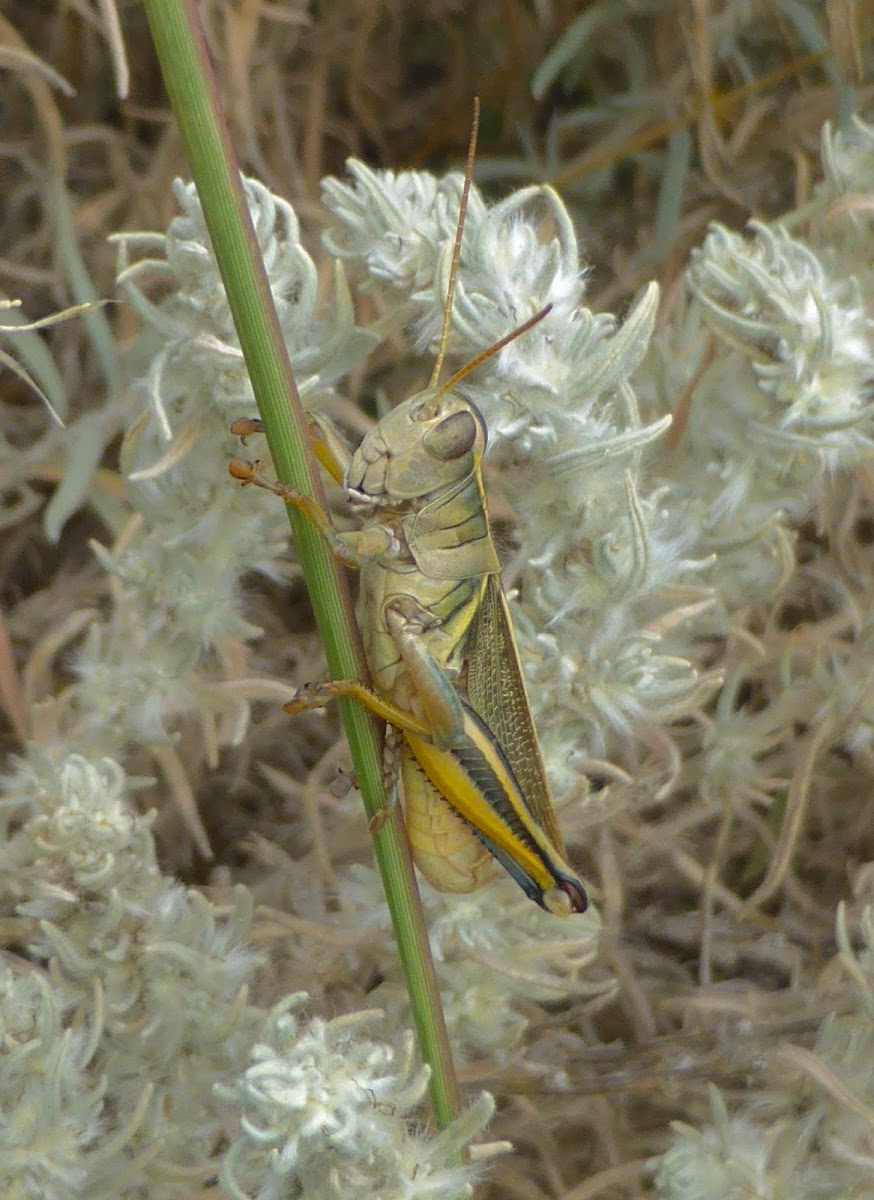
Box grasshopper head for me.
[346,388,487,508]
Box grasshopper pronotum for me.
[232,105,587,916]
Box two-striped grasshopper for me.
[233,116,587,917]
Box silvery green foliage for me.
[0,759,503,1198]
[0,177,535,1200]
[0,751,261,1198]
[0,966,103,1200]
[75,480,286,750]
[653,1085,813,1200]
[647,116,874,613]
[653,905,874,1199]
[323,161,715,764]
[820,114,874,202]
[688,221,873,467]
[116,177,378,431]
[340,866,611,1058]
[323,164,461,305]
[217,996,490,1200]
[75,178,376,751]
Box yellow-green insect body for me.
[239,109,588,916]
[294,381,588,916]
[348,389,504,895]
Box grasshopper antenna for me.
[426,98,553,399]
[429,97,480,388]
[437,302,552,396]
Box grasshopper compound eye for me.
[423,409,478,462]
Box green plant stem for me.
[141,0,461,1130]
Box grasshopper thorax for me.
[345,387,487,509]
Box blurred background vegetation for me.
[2,2,873,1198]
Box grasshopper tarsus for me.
[284,680,341,715]
[229,417,264,441]
[228,460,347,552]
[228,456,295,500]
[286,678,433,739]
[228,456,265,484]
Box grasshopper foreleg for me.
[229,457,361,566]
[230,412,354,482]
[229,457,403,570]
[306,412,354,486]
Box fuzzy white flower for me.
[1,753,157,913]
[820,114,874,200]
[688,221,874,465]
[0,965,103,1200]
[653,1086,811,1200]
[163,177,319,345]
[323,161,472,299]
[115,176,377,437]
[1,750,262,1196]
[217,996,492,1200]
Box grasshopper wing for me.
[465,574,566,853]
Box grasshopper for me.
[232,110,587,917]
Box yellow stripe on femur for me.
[404,704,586,911]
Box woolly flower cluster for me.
[1,761,509,1200]
[75,478,284,750]
[341,866,611,1058]
[1,750,158,902]
[0,963,105,1200]
[324,160,663,472]
[116,177,377,428]
[648,116,874,615]
[688,220,874,468]
[0,751,261,1198]
[820,113,874,201]
[217,996,491,1200]
[653,1086,810,1200]
[652,904,874,1199]
[70,177,380,751]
